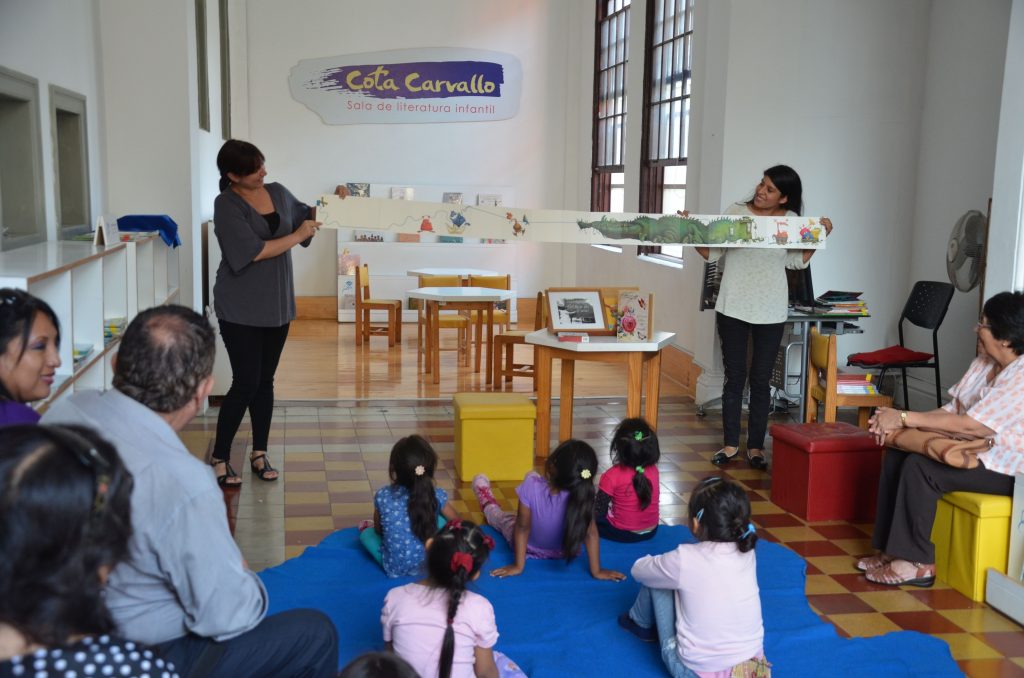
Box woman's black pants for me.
[716,312,785,449]
[212,318,290,461]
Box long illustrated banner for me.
[314,195,828,248]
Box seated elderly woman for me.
[0,424,179,677]
[0,288,62,425]
[861,291,1024,586]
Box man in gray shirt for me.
[43,305,338,677]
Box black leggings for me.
[716,312,785,449]
[212,318,290,461]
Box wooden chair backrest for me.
[419,275,465,288]
[808,327,838,391]
[468,274,511,290]
[355,264,370,305]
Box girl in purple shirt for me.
[472,439,624,581]
[0,288,62,425]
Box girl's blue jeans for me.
[628,586,699,678]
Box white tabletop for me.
[408,286,515,302]
[407,267,499,278]
[525,329,675,352]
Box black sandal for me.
[711,448,740,466]
[250,453,279,482]
[211,459,241,487]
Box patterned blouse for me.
[943,354,1024,475]
[375,484,449,577]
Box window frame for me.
[49,85,91,240]
[0,65,47,250]
[591,0,631,213]
[637,0,694,261]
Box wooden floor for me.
[274,319,690,401]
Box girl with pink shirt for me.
[472,439,625,581]
[596,418,661,542]
[619,477,770,678]
[381,520,524,678]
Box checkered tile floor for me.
[179,397,1024,677]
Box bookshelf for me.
[0,234,179,412]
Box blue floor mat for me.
[259,526,960,676]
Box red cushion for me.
[847,345,933,367]
[770,422,883,453]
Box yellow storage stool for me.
[930,491,1011,601]
[453,393,536,482]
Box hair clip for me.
[699,476,723,487]
[633,430,646,441]
[482,534,495,551]
[447,518,463,531]
[634,465,645,474]
[580,468,592,480]
[414,465,425,476]
[450,551,474,574]
[695,508,704,522]
[741,523,756,539]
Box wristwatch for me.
[900,410,908,427]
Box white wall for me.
[238,0,591,296]
[0,0,105,240]
[577,0,1012,406]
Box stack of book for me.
[836,372,878,395]
[812,290,869,317]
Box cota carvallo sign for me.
[289,47,522,124]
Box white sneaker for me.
[472,474,497,508]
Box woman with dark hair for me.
[0,424,178,676]
[210,139,321,487]
[860,291,1024,586]
[694,165,834,470]
[0,288,61,425]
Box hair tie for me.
[635,465,645,474]
[633,430,646,441]
[741,523,756,539]
[482,534,495,551]
[450,551,474,574]
[414,465,425,476]
[447,518,463,531]
[696,508,704,522]
[580,468,592,480]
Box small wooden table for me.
[526,330,676,455]
[408,287,515,385]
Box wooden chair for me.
[354,264,402,347]
[417,275,470,364]
[805,327,892,428]
[465,274,513,334]
[492,292,546,387]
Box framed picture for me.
[546,288,614,334]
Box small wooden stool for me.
[931,491,1011,601]
[453,393,536,481]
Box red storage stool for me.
[770,422,884,521]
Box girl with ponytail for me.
[359,435,459,577]
[619,476,770,677]
[472,439,625,581]
[382,520,524,678]
[595,418,661,542]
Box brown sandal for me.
[865,560,935,587]
[856,553,893,572]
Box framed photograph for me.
[442,191,463,205]
[344,182,370,197]
[546,288,614,335]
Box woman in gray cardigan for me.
[210,139,320,486]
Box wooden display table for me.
[525,330,676,455]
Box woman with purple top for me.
[0,288,61,425]
[472,439,625,581]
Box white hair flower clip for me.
[580,468,592,480]
[414,465,426,476]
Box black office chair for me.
[847,281,955,408]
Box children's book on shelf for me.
[818,290,863,302]
[557,332,590,343]
[836,382,879,395]
[616,291,652,342]
[836,372,873,383]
